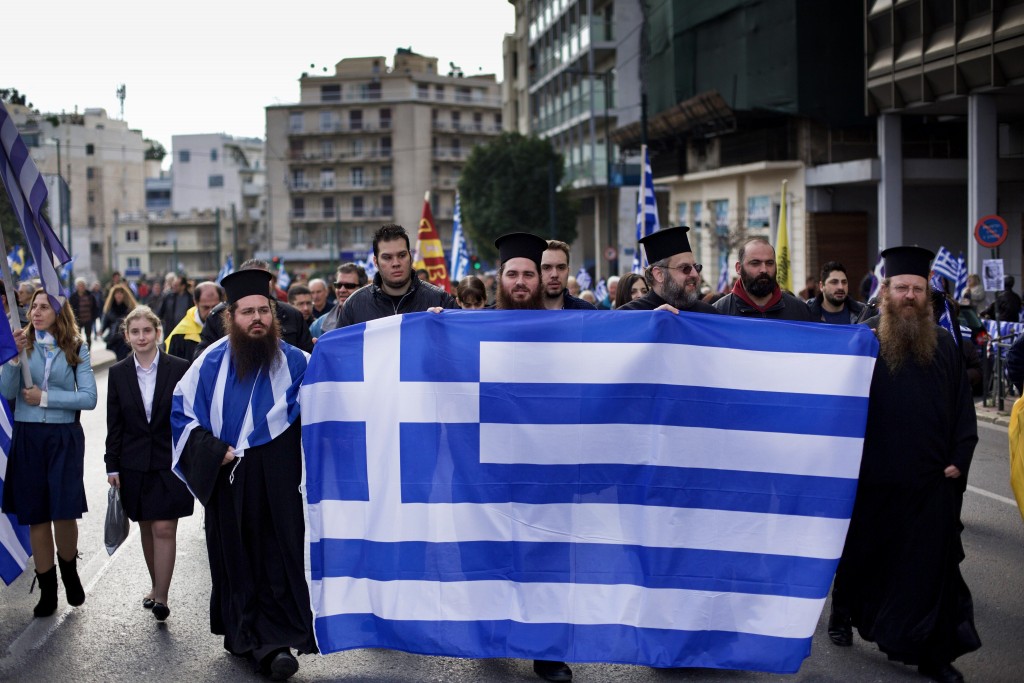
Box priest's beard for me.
[878,292,937,373]
[660,275,698,309]
[496,282,543,310]
[226,312,282,380]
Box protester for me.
[830,246,980,683]
[172,269,315,679]
[286,284,315,327]
[100,283,138,361]
[1,289,97,617]
[618,227,718,314]
[613,273,649,309]
[307,278,332,319]
[982,275,1022,322]
[540,241,597,310]
[105,306,192,622]
[310,263,368,338]
[157,274,192,337]
[68,278,98,348]
[164,282,225,362]
[806,261,864,324]
[713,237,813,320]
[338,224,457,327]
[961,273,986,309]
[456,276,487,309]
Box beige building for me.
[265,49,502,274]
[5,102,147,282]
[147,211,231,280]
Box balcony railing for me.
[290,207,395,222]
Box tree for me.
[144,139,167,162]
[458,133,577,262]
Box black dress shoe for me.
[152,602,170,621]
[265,649,299,681]
[827,611,853,647]
[533,660,572,682]
[142,598,155,609]
[918,661,965,683]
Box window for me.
[451,138,461,157]
[351,138,363,156]
[322,197,335,218]
[88,215,96,228]
[179,150,190,163]
[417,83,429,99]
[495,113,503,126]
[289,139,304,159]
[85,143,95,155]
[747,196,770,228]
[87,190,95,203]
[381,195,393,216]
[353,225,365,243]
[473,112,483,131]
[321,84,341,102]
[209,175,224,188]
[211,148,218,162]
[320,169,335,189]
[127,257,141,269]
[86,167,95,179]
[292,197,305,218]
[352,196,364,217]
[350,167,364,187]
[125,229,139,242]
[289,112,304,133]
[379,108,391,130]
[320,111,334,132]
[320,140,333,158]
[434,84,445,101]
[676,202,688,225]
[380,165,392,184]
[291,170,306,189]
[452,111,461,130]
[368,81,381,100]
[380,136,391,157]
[712,199,729,236]
[349,110,362,131]
[456,86,472,103]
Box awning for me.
[611,90,736,151]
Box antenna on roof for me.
[116,84,126,119]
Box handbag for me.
[104,485,131,555]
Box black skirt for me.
[119,468,194,522]
[2,421,87,525]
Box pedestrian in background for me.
[105,306,192,622]
[1,288,98,617]
[101,283,138,362]
[68,278,97,348]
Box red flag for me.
[413,192,452,292]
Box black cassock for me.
[834,323,981,664]
[177,420,316,661]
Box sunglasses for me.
[334,282,360,290]
[659,263,703,275]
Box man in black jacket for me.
[982,275,1022,322]
[541,240,597,310]
[713,237,813,320]
[806,261,865,324]
[193,260,313,359]
[618,226,717,315]
[338,224,458,327]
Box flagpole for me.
[0,219,35,388]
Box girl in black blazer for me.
[104,306,192,622]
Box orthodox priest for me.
[171,269,314,681]
[617,226,717,314]
[830,246,980,683]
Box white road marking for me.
[967,485,1019,508]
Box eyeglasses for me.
[658,263,703,275]
[334,282,360,290]
[890,284,926,296]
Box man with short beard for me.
[829,246,980,683]
[713,237,813,320]
[540,240,596,310]
[618,226,717,315]
[172,269,315,680]
[806,261,865,324]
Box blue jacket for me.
[1,341,98,423]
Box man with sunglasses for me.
[310,263,369,339]
[713,237,813,320]
[617,226,718,314]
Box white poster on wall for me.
[983,259,1004,291]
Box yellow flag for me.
[1008,397,1024,524]
[776,180,791,292]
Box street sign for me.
[974,214,1008,249]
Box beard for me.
[824,290,847,307]
[226,311,283,380]
[496,282,544,310]
[742,269,777,298]
[877,293,937,373]
[660,275,699,309]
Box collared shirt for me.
[134,353,158,422]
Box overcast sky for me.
[7,0,514,157]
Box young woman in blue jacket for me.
[1,288,97,617]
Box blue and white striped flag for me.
[449,193,470,282]
[360,249,377,281]
[632,145,659,274]
[932,246,959,282]
[954,254,968,301]
[593,278,608,304]
[216,255,234,284]
[716,247,730,292]
[867,253,885,301]
[170,336,309,494]
[575,267,591,292]
[300,311,879,673]
[276,259,291,290]
[0,312,28,586]
[0,101,72,313]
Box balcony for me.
[432,147,466,160]
[290,207,395,223]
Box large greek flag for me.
[0,313,27,586]
[301,311,878,673]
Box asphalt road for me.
[1,367,1022,682]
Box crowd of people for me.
[0,222,983,683]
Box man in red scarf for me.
[713,237,813,320]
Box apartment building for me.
[265,48,502,273]
[503,0,644,280]
[5,103,147,282]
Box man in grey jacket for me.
[713,237,813,321]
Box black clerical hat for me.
[639,226,692,264]
[494,232,548,268]
[221,269,273,304]
[881,246,934,279]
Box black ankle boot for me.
[57,554,85,607]
[32,566,58,617]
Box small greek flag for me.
[276,259,291,290]
[632,145,659,273]
[932,246,959,282]
[450,193,470,282]
[954,254,968,301]
[0,312,27,585]
[575,267,592,292]
[216,255,234,284]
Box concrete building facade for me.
[265,49,502,275]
